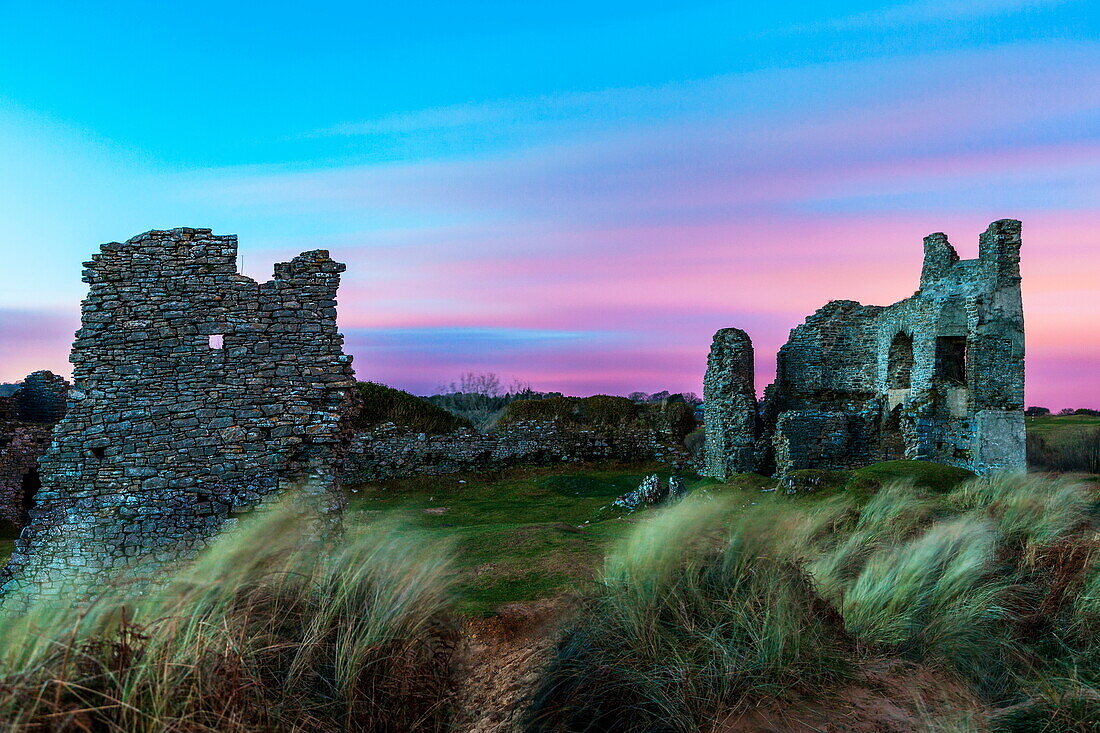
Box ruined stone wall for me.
[343,419,690,484]
[15,371,69,424]
[703,219,1025,479]
[1,228,355,596]
[702,329,757,479]
[0,372,70,531]
[0,423,52,530]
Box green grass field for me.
[1027,413,1100,441]
[346,464,722,614]
[344,459,985,615]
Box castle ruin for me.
[1,228,356,595]
[704,219,1025,479]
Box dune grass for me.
[523,472,1100,730]
[523,497,849,732]
[0,501,456,733]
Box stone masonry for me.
[343,418,690,484]
[1,228,356,596]
[0,371,69,530]
[704,220,1025,479]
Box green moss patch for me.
[848,460,975,496]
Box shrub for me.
[353,381,472,434]
[524,499,848,732]
[683,428,705,460]
[499,395,578,425]
[0,501,456,732]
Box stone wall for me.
[0,371,70,531]
[15,371,69,423]
[1,228,356,597]
[704,219,1025,479]
[343,418,690,484]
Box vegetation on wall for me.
[498,394,696,441]
[352,381,473,434]
[423,371,554,431]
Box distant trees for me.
[627,391,702,406]
[1026,407,1051,417]
[427,372,556,432]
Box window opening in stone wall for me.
[209,334,224,350]
[90,446,106,461]
[934,336,968,385]
[20,468,40,526]
[887,333,915,389]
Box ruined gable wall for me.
[2,228,356,595]
[767,301,885,475]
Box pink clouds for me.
[0,308,77,383]
[4,43,1098,409]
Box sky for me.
[0,0,1097,408]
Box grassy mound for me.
[524,498,848,732]
[352,381,473,434]
[847,459,976,495]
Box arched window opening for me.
[887,333,915,389]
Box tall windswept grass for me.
[838,517,1014,684]
[0,500,456,732]
[809,481,937,604]
[947,473,1094,561]
[524,497,848,733]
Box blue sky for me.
[1,0,1098,406]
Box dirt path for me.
[449,597,569,733]
[712,658,985,733]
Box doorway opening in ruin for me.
[887,333,915,389]
[20,468,40,526]
[934,336,968,385]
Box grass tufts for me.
[0,499,456,732]
[523,498,848,732]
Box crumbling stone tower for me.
[703,329,758,479]
[1,228,356,595]
[704,219,1025,479]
